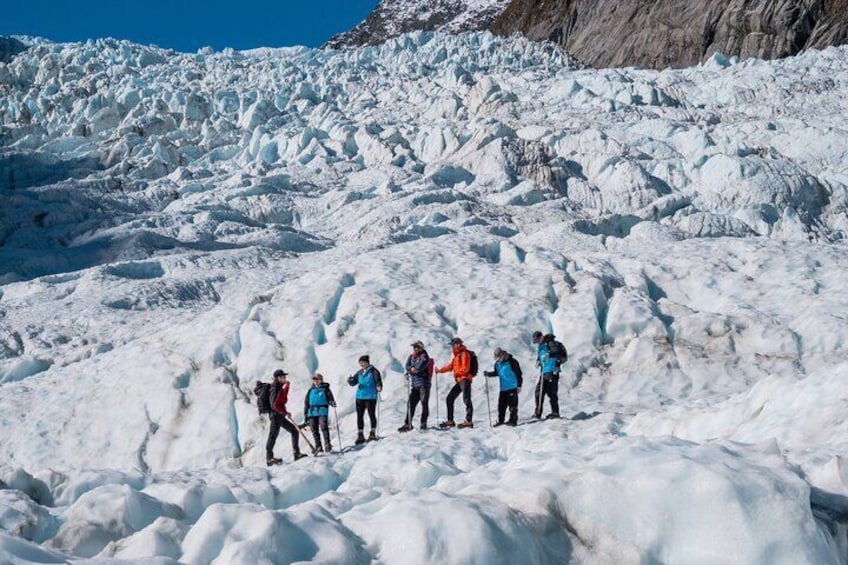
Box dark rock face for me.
[492,0,848,69]
[0,37,28,64]
[326,0,510,49]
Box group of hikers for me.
[256,331,567,466]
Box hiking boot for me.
[355,433,367,445]
[438,420,456,428]
[293,452,308,461]
[368,430,378,441]
[533,412,542,419]
[398,424,413,433]
[493,421,506,427]
[266,457,282,466]
[507,419,518,427]
[420,422,428,431]
[545,413,561,420]
[313,446,323,454]
[457,421,474,429]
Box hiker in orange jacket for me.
[436,337,474,428]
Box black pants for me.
[405,386,430,426]
[446,380,473,422]
[266,412,300,459]
[498,389,519,424]
[356,399,377,433]
[308,415,332,451]
[534,373,560,417]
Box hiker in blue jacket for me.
[483,348,523,426]
[348,354,383,444]
[398,340,432,432]
[532,331,568,419]
[303,373,336,453]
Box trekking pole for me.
[535,372,544,419]
[484,374,492,428]
[376,392,382,438]
[287,415,316,453]
[435,363,440,423]
[405,373,413,428]
[332,404,343,451]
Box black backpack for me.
[254,381,272,415]
[548,339,568,365]
[468,350,479,376]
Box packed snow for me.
[1,30,847,563]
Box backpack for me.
[468,350,479,376]
[508,356,523,383]
[548,339,568,365]
[254,381,272,415]
[426,357,435,380]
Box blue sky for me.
[0,0,379,51]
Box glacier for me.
[0,31,847,563]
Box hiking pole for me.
[332,404,343,451]
[484,373,492,428]
[405,373,413,428]
[376,392,382,438]
[287,415,316,454]
[435,363,440,423]
[535,372,544,419]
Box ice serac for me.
[493,0,848,69]
[326,0,512,48]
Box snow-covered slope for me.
[1,33,847,563]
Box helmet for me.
[450,337,463,346]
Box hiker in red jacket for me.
[436,337,475,429]
[266,369,307,466]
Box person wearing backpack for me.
[532,331,568,419]
[435,337,476,429]
[303,373,336,453]
[266,369,307,466]
[483,347,523,426]
[348,355,383,444]
[399,340,432,432]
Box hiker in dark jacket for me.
[532,331,567,419]
[348,355,382,444]
[399,340,432,432]
[484,348,523,426]
[267,369,307,466]
[303,373,336,453]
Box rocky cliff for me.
[493,0,848,68]
[331,0,848,69]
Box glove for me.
[330,401,336,407]
[483,370,496,377]
[517,387,522,393]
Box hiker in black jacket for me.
[399,340,432,432]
